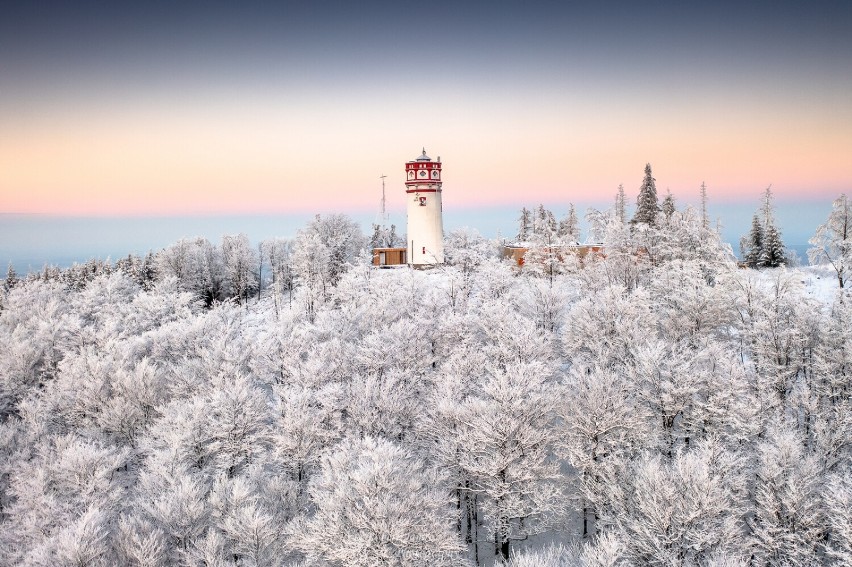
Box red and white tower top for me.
[405,148,442,193]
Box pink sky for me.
[2,2,850,217]
[2,88,849,216]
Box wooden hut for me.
[372,247,408,268]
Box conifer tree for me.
[761,185,775,231]
[661,190,676,221]
[4,263,18,292]
[741,186,786,268]
[558,204,580,243]
[744,215,764,268]
[369,223,383,249]
[700,181,709,230]
[632,163,660,227]
[760,223,786,268]
[532,204,557,242]
[517,207,532,242]
[615,184,627,225]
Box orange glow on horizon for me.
[2,90,850,216]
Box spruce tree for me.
[661,190,676,221]
[559,204,581,243]
[615,183,627,225]
[761,223,786,267]
[4,263,18,292]
[546,209,558,238]
[761,185,784,263]
[761,185,775,230]
[369,223,383,249]
[632,163,660,227]
[517,207,532,242]
[744,214,764,268]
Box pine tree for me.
[632,163,660,227]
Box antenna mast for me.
[379,174,388,223]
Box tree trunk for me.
[456,486,462,536]
[471,492,479,565]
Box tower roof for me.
[415,148,431,162]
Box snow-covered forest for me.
[1,194,851,566]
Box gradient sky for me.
[1,1,850,223]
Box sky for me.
[1,0,851,264]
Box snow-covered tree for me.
[562,285,654,371]
[824,471,852,564]
[453,359,564,562]
[294,436,466,566]
[614,184,627,226]
[558,364,652,538]
[369,223,402,248]
[2,434,129,564]
[305,213,366,287]
[504,535,628,567]
[533,204,558,242]
[291,214,365,321]
[291,231,332,322]
[742,186,786,269]
[517,207,533,242]
[631,163,660,227]
[760,222,786,268]
[444,227,496,278]
[220,233,258,305]
[262,237,295,314]
[611,439,746,566]
[808,193,851,288]
[585,208,610,244]
[4,263,18,292]
[558,204,581,243]
[748,425,824,565]
[742,214,764,268]
[661,190,676,221]
[700,181,709,230]
[155,237,222,306]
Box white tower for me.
[405,148,444,266]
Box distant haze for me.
[1,196,832,272]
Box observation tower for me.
[405,148,444,266]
